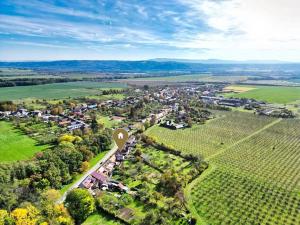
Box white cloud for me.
[177,0,300,60]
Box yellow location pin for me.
[113,128,129,150]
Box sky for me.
[0,0,300,61]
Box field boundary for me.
[185,164,216,225]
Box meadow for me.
[147,111,300,225]
[0,81,127,101]
[0,121,48,162]
[223,85,300,104]
[83,213,123,225]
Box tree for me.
[11,204,41,225]
[157,170,181,196]
[150,115,156,126]
[41,190,74,225]
[0,210,12,225]
[187,117,193,128]
[144,120,150,130]
[65,189,95,224]
[95,133,112,152]
[90,115,99,133]
[80,161,90,172]
[140,211,159,225]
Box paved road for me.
[58,143,118,203]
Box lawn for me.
[0,121,48,162]
[83,213,123,225]
[223,85,300,104]
[97,116,121,129]
[0,81,127,101]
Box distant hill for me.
[151,58,294,64]
[1,60,300,74]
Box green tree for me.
[65,189,95,224]
[90,115,99,133]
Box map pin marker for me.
[113,128,129,150]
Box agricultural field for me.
[86,93,125,101]
[213,119,300,190]
[0,121,48,162]
[190,168,300,225]
[124,74,250,83]
[223,85,256,93]
[147,111,300,225]
[146,112,275,158]
[0,68,39,77]
[223,85,300,104]
[0,81,127,101]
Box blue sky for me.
[0,0,300,61]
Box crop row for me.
[146,112,275,158]
[191,168,300,225]
[213,119,300,190]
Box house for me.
[111,116,126,122]
[12,108,29,117]
[115,152,125,161]
[31,110,42,117]
[59,119,71,127]
[87,104,97,110]
[118,183,129,192]
[67,122,85,131]
[160,120,187,130]
[80,176,96,189]
[42,114,58,122]
[126,136,136,147]
[91,171,108,186]
[0,111,11,118]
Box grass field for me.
[0,121,48,162]
[146,111,300,225]
[124,74,250,83]
[97,116,121,129]
[223,85,300,104]
[83,213,123,225]
[87,93,125,101]
[0,81,127,101]
[223,85,257,93]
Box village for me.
[0,84,295,133]
[0,83,298,225]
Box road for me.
[58,143,118,203]
[57,113,169,203]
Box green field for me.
[87,93,125,101]
[0,81,127,101]
[0,121,48,162]
[223,85,300,104]
[147,112,300,225]
[125,74,249,83]
[83,213,123,225]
